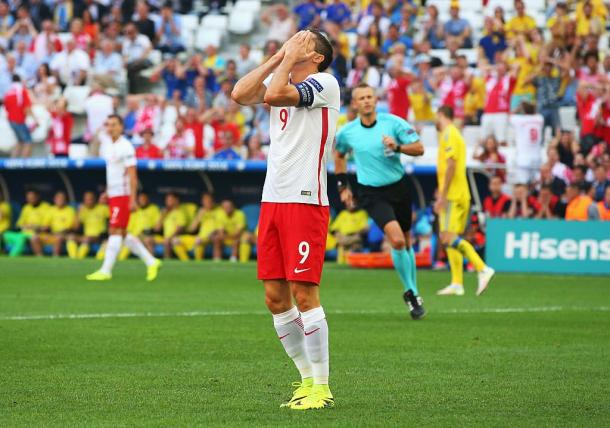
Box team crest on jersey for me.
[306,77,324,92]
[301,190,312,196]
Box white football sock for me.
[124,234,156,266]
[273,306,312,380]
[301,306,329,385]
[100,235,122,275]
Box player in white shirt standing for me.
[86,115,162,281]
[509,102,544,184]
[232,30,340,410]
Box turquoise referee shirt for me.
[335,112,420,187]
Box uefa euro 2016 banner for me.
[486,219,610,275]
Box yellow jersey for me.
[197,206,223,238]
[45,205,76,234]
[437,124,470,202]
[180,202,198,225]
[217,209,246,236]
[464,77,486,117]
[511,56,536,97]
[409,93,435,122]
[17,202,50,232]
[0,201,11,233]
[128,204,161,236]
[163,207,187,238]
[505,15,537,38]
[330,209,369,236]
[79,204,109,237]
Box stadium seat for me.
[195,27,222,49]
[462,126,482,146]
[559,106,577,131]
[241,204,260,232]
[180,14,199,33]
[228,10,256,35]
[68,144,89,159]
[29,104,52,144]
[233,0,261,14]
[419,125,438,147]
[63,86,91,115]
[458,49,478,65]
[201,14,229,31]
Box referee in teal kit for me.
[334,83,426,320]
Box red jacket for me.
[47,112,73,155]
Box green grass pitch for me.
[1,258,609,427]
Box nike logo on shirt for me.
[294,267,310,274]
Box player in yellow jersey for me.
[217,200,247,262]
[329,200,369,264]
[67,191,109,259]
[127,192,161,255]
[154,193,187,259]
[37,191,76,257]
[0,193,11,250]
[435,106,495,296]
[172,193,223,261]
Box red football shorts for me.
[257,202,330,285]
[108,196,131,229]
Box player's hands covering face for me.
[283,31,316,63]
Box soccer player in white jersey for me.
[232,30,340,410]
[86,115,162,281]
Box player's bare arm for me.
[333,150,353,206]
[264,31,319,107]
[434,157,455,214]
[382,135,424,156]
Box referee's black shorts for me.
[358,175,413,233]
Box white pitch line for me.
[1,306,610,322]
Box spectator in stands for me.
[346,54,381,89]
[528,58,565,136]
[576,80,604,152]
[480,61,517,146]
[436,65,468,125]
[547,146,572,184]
[67,191,108,259]
[535,184,563,219]
[385,62,411,120]
[505,0,536,40]
[330,200,369,264]
[12,40,38,86]
[572,165,592,189]
[509,102,544,184]
[588,186,610,220]
[135,128,162,159]
[564,183,593,221]
[0,1,14,43]
[157,2,184,54]
[5,74,35,158]
[39,190,75,257]
[474,136,506,182]
[422,4,444,49]
[330,39,348,86]
[156,192,186,259]
[84,84,113,151]
[134,1,156,43]
[165,117,194,159]
[0,54,17,98]
[235,43,257,78]
[293,0,322,31]
[576,0,604,37]
[212,78,234,109]
[325,0,351,27]
[151,56,187,100]
[133,93,161,136]
[478,17,506,64]
[443,1,472,49]
[213,131,241,160]
[261,4,296,43]
[381,24,412,56]
[591,163,610,201]
[49,36,90,86]
[483,176,510,218]
[92,38,123,89]
[247,134,266,160]
[217,199,246,262]
[184,75,210,111]
[7,8,37,49]
[81,10,99,44]
[128,192,160,255]
[203,44,226,77]
[122,22,152,93]
[357,1,390,37]
[46,98,73,157]
[535,163,566,198]
[184,107,215,159]
[507,183,539,219]
[70,18,91,52]
[54,0,77,32]
[32,63,59,105]
[29,20,61,64]
[409,78,435,124]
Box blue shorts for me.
[9,122,32,144]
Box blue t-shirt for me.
[444,18,470,36]
[335,113,420,187]
[294,2,320,30]
[381,36,413,54]
[325,2,351,24]
[478,33,507,64]
[213,148,242,160]
[162,69,187,100]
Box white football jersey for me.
[262,72,341,206]
[509,114,544,167]
[100,135,137,197]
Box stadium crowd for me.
[1,0,610,261]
